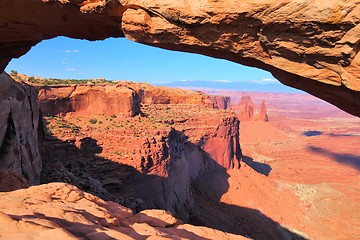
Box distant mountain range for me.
[154,80,303,93]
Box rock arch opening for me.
[6,36,296,92]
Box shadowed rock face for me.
[0,0,359,116]
[0,73,42,184]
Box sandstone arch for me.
[0,0,359,116]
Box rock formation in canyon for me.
[0,72,42,185]
[238,96,254,107]
[0,0,359,116]
[235,96,269,122]
[209,95,231,110]
[0,75,245,237]
[27,79,241,223]
[239,104,254,121]
[256,100,269,122]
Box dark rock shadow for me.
[303,130,322,137]
[242,155,272,176]
[40,119,307,240]
[308,146,360,171]
[8,211,144,240]
[190,170,307,240]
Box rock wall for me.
[209,95,231,110]
[1,0,359,116]
[0,72,42,185]
[37,83,230,117]
[38,85,141,117]
[138,85,205,105]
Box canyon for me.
[0,1,360,239]
[1,74,359,239]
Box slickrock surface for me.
[0,72,42,185]
[0,182,247,240]
[0,0,359,116]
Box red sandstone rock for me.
[38,84,141,117]
[0,183,247,240]
[256,100,269,122]
[238,96,254,107]
[238,103,254,121]
[203,117,242,169]
[234,96,255,121]
[209,95,231,110]
[38,87,242,222]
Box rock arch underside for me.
[0,0,359,116]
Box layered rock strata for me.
[38,85,141,117]
[209,95,231,110]
[41,111,242,221]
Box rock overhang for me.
[0,0,359,116]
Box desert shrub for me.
[111,114,117,118]
[89,118,97,124]
[113,151,121,156]
[10,70,18,76]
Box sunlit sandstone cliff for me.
[37,82,242,221]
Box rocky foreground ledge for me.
[0,182,246,240]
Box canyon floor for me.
[227,91,360,240]
[39,87,360,239]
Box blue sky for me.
[5,36,299,92]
